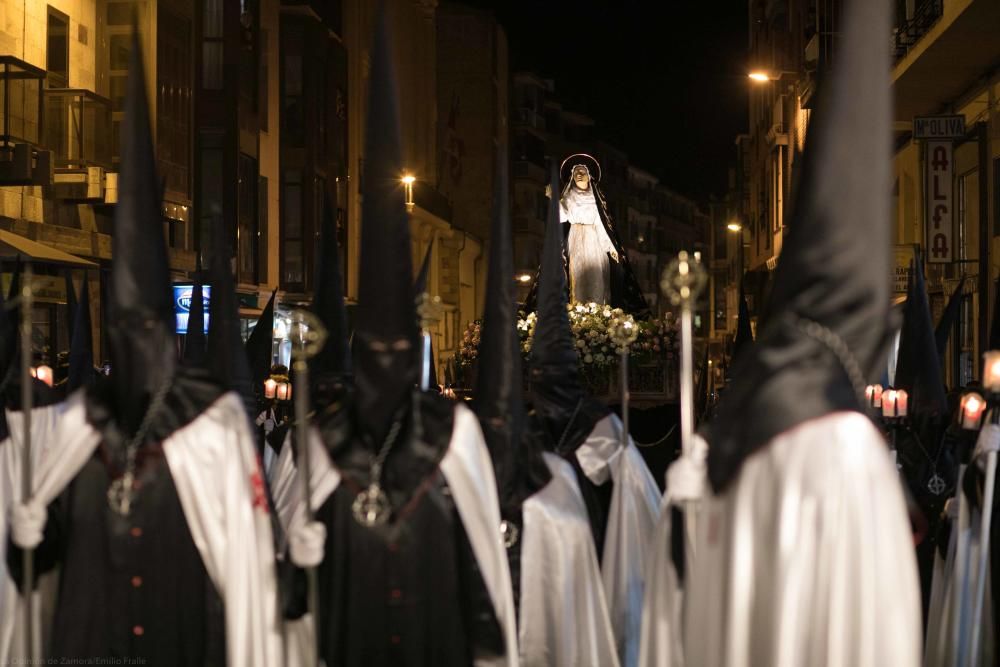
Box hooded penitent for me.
[678,1,921,665]
[474,145,552,535]
[309,193,350,407]
[67,273,95,393]
[894,255,947,416]
[704,0,896,491]
[206,218,256,419]
[475,147,552,584]
[283,7,513,665]
[6,28,283,667]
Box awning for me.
[0,229,96,267]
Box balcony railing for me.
[893,0,944,62]
[0,56,45,148]
[43,88,112,169]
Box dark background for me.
[460,1,749,200]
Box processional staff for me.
[288,309,328,667]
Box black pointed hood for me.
[68,272,95,392]
[733,281,754,357]
[310,192,351,405]
[895,256,947,415]
[935,277,965,358]
[245,287,275,386]
[353,6,418,440]
[529,162,609,453]
[706,0,893,492]
[107,28,176,433]
[475,147,552,519]
[206,219,255,418]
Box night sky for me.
[460,1,749,202]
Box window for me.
[46,7,69,88]
[202,0,223,90]
[282,170,305,288]
[157,7,192,197]
[282,53,303,146]
[106,1,141,162]
[198,131,224,253]
[258,176,269,284]
[238,154,258,285]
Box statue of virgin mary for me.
[525,154,650,317]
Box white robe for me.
[276,403,521,667]
[0,403,64,664]
[683,411,921,667]
[518,452,619,667]
[561,188,618,305]
[575,414,662,667]
[924,423,1000,667]
[13,390,283,667]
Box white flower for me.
[575,304,586,313]
[584,354,593,364]
[595,353,605,363]
[576,339,586,348]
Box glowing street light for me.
[748,69,797,84]
[748,71,772,82]
[727,222,742,233]
[402,173,415,212]
[516,273,532,283]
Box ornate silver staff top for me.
[660,251,707,458]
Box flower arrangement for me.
[457,301,680,372]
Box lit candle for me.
[276,382,290,401]
[960,391,987,430]
[32,365,53,387]
[984,351,1000,392]
[881,389,896,418]
[895,388,908,417]
[263,378,277,399]
[865,384,883,408]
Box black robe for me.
[7,368,227,666]
[300,389,504,666]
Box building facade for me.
[739,0,1000,389]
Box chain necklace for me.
[903,427,949,496]
[351,417,404,528]
[106,379,174,516]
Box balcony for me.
[43,88,114,202]
[514,108,546,133]
[0,56,50,186]
[44,89,111,169]
[893,0,944,63]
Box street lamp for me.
[402,173,415,212]
[516,273,532,283]
[726,222,742,233]
[727,221,744,280]
[748,69,798,83]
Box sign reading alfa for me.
[913,115,966,140]
[925,141,954,264]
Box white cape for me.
[277,402,520,667]
[16,390,283,667]
[0,403,64,664]
[683,411,921,667]
[575,413,662,667]
[924,423,1000,667]
[518,452,619,666]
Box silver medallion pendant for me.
[352,483,391,527]
[927,473,947,496]
[500,520,519,548]
[107,471,136,516]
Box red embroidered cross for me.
[250,466,269,514]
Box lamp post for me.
[727,221,744,281]
[748,69,799,83]
[402,173,415,213]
